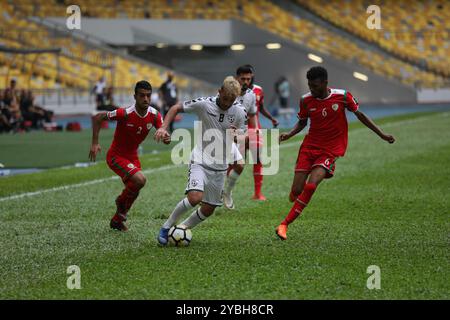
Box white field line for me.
[0,112,445,203]
[0,165,179,203]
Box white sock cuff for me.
[197,208,207,221]
[183,198,194,210]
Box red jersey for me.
[298,88,359,157]
[250,84,264,129]
[107,105,163,158]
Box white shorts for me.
[185,163,227,206]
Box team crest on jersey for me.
[332,104,339,111]
[147,123,152,130]
[227,115,235,123]
[191,179,199,187]
[127,163,135,169]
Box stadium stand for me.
[7,0,448,89]
[296,0,450,78]
[0,1,191,90]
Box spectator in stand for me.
[0,90,12,133]
[158,71,179,133]
[20,90,53,129]
[20,89,39,128]
[97,86,117,112]
[3,87,23,132]
[274,76,293,121]
[150,91,162,112]
[93,76,107,110]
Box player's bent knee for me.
[234,164,244,174]
[132,174,147,189]
[187,192,202,206]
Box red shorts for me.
[295,145,337,178]
[106,150,141,182]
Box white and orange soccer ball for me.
[168,225,193,247]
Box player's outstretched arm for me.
[354,110,395,144]
[279,118,307,142]
[89,112,108,161]
[154,103,182,142]
[259,104,279,128]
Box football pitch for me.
[0,111,449,299]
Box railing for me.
[32,86,217,107]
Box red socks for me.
[253,163,263,196]
[289,181,306,201]
[117,180,141,215]
[282,183,317,225]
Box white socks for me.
[224,170,240,194]
[163,198,194,229]
[181,208,208,229]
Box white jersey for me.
[182,96,247,171]
[235,88,257,116]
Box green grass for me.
[0,128,173,169]
[0,111,448,299]
[0,111,438,169]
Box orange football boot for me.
[275,224,288,240]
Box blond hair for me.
[222,76,241,97]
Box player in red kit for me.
[89,80,170,231]
[223,65,279,207]
[247,65,279,200]
[276,66,395,240]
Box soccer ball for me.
[168,225,192,247]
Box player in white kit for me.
[155,76,247,245]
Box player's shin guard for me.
[224,170,240,194]
[253,163,263,196]
[163,198,194,229]
[282,183,317,225]
[181,208,208,229]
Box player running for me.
[155,76,246,245]
[245,64,279,200]
[222,65,279,208]
[89,80,169,231]
[276,66,395,240]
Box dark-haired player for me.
[276,66,395,240]
[89,80,170,231]
[246,64,279,200]
[223,64,279,207]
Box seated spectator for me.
[19,90,53,129]
[3,87,23,132]
[0,90,12,133]
[20,89,39,129]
